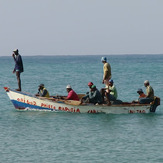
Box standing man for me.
[12,49,24,91]
[101,57,111,86]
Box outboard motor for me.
[150,97,160,112]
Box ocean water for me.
[0,55,163,163]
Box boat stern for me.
[150,96,161,112]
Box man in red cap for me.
[88,82,93,89]
[82,85,102,104]
[81,82,94,103]
[87,82,94,94]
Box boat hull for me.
[4,87,158,114]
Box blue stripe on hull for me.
[11,100,53,111]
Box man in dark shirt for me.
[12,49,24,91]
[82,85,103,104]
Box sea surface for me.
[0,55,163,163]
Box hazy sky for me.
[0,0,163,56]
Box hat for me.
[101,57,107,62]
[13,49,18,52]
[39,84,44,87]
[109,79,113,83]
[66,85,71,89]
[88,82,93,86]
[144,80,149,84]
[137,88,143,93]
[91,85,96,89]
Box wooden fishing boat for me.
[4,87,160,114]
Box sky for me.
[0,0,163,56]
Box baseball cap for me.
[109,79,113,83]
[66,85,72,89]
[88,82,93,86]
[144,80,149,84]
[91,85,96,89]
[101,57,107,62]
[137,88,143,93]
[39,84,44,87]
[13,49,18,52]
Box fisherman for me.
[36,84,50,97]
[65,85,79,101]
[86,82,94,94]
[104,79,117,105]
[137,88,146,99]
[81,82,94,103]
[106,79,117,102]
[100,79,117,103]
[101,57,111,86]
[12,49,24,91]
[82,85,102,105]
[132,88,146,103]
[139,80,154,104]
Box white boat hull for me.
[4,87,159,114]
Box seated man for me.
[107,79,118,100]
[101,79,117,105]
[36,84,50,97]
[139,80,154,104]
[132,88,146,103]
[87,82,94,92]
[82,85,103,104]
[65,85,79,101]
[83,82,94,97]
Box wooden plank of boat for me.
[64,100,81,106]
[38,96,81,106]
[77,94,85,99]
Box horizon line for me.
[0,53,163,57]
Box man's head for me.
[88,82,93,88]
[109,79,114,86]
[13,49,19,55]
[38,84,44,90]
[91,85,96,91]
[144,80,149,87]
[137,88,144,94]
[66,85,72,92]
[101,57,107,63]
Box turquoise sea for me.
[0,55,163,163]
